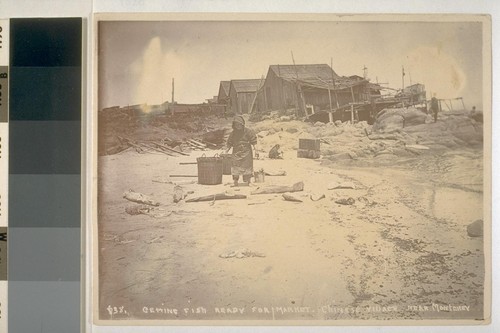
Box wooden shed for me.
[228,79,264,114]
[217,81,231,105]
[261,64,339,112]
[259,64,382,120]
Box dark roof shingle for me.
[270,64,339,82]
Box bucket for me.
[220,153,233,175]
[254,169,265,183]
[197,154,223,185]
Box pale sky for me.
[98,19,484,110]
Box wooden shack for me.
[261,64,339,112]
[228,79,264,114]
[217,81,231,105]
[258,64,382,121]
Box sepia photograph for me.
[93,14,490,325]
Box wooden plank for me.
[186,193,247,203]
[188,139,207,148]
[141,142,177,156]
[190,139,206,145]
[201,140,218,148]
[152,142,190,156]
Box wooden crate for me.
[299,138,321,151]
[297,149,321,159]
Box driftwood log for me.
[251,181,304,195]
[186,193,247,203]
[123,190,160,206]
[282,193,303,202]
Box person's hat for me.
[233,115,245,126]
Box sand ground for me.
[96,141,484,322]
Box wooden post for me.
[327,88,333,123]
[297,84,306,117]
[171,78,175,103]
[328,88,333,112]
[328,88,333,111]
[461,97,466,110]
[249,75,265,114]
[351,104,354,123]
[278,64,286,112]
[331,58,340,108]
[402,66,405,91]
[291,51,304,117]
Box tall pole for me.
[291,51,305,117]
[327,87,333,122]
[402,66,405,90]
[278,64,285,112]
[171,78,175,104]
[331,57,340,108]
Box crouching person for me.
[268,144,283,159]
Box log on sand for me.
[251,181,304,195]
[186,193,247,203]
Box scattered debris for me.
[186,192,247,203]
[335,197,356,205]
[125,205,151,215]
[357,196,377,206]
[467,219,483,237]
[201,128,227,146]
[186,139,207,150]
[254,169,266,183]
[328,181,356,190]
[219,248,266,259]
[173,185,186,203]
[152,178,173,184]
[174,180,197,185]
[125,205,172,218]
[123,190,160,206]
[117,136,189,156]
[406,144,430,150]
[251,181,304,195]
[264,170,287,176]
[310,194,326,201]
[257,130,269,138]
[104,234,136,245]
[146,236,164,244]
[152,141,190,156]
[282,193,303,202]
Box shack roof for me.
[219,81,230,95]
[269,64,339,82]
[299,76,383,91]
[230,79,263,93]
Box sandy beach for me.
[96,111,485,322]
